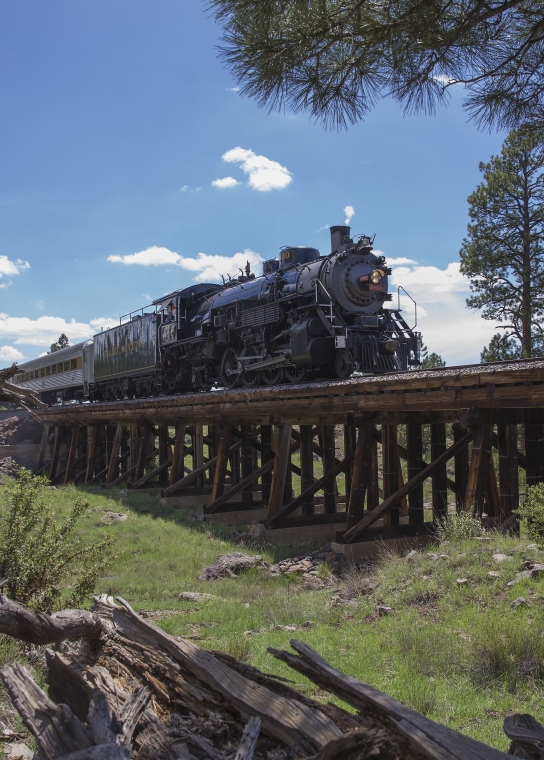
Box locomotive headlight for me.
[371,269,385,284]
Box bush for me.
[435,511,486,543]
[518,483,544,541]
[0,468,115,611]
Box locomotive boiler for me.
[10,224,422,403]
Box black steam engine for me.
[91,224,420,400]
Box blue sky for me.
[0,0,506,367]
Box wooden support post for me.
[382,425,399,527]
[343,430,473,544]
[431,423,448,521]
[343,424,356,506]
[367,437,379,511]
[525,424,544,488]
[453,423,469,512]
[486,455,500,518]
[465,424,493,516]
[260,425,273,504]
[129,426,139,469]
[229,430,240,487]
[169,424,186,486]
[120,428,129,474]
[63,426,80,484]
[407,423,424,525]
[85,426,99,483]
[498,423,519,522]
[299,425,315,516]
[158,424,170,488]
[321,424,337,514]
[49,427,62,481]
[346,425,373,530]
[192,425,204,488]
[37,426,49,472]
[134,425,152,483]
[106,424,124,485]
[211,424,232,502]
[267,424,293,520]
[240,425,253,505]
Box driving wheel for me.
[220,347,240,389]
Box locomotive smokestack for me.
[330,225,351,253]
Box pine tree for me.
[420,345,446,369]
[480,334,522,363]
[209,0,544,131]
[459,126,544,359]
[49,333,70,353]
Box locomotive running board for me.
[233,353,288,374]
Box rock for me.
[101,511,127,524]
[488,571,500,577]
[233,532,252,544]
[178,592,217,602]
[248,523,264,538]
[5,744,33,760]
[457,578,469,585]
[427,552,439,560]
[377,605,393,616]
[526,544,539,550]
[529,563,544,577]
[198,552,264,580]
[404,549,417,559]
[511,597,530,608]
[476,537,492,541]
[492,553,507,563]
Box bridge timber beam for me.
[28,359,544,545]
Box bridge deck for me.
[28,358,544,546]
[35,358,544,427]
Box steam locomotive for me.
[11,225,421,403]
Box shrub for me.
[435,512,486,543]
[0,468,115,611]
[518,483,544,541]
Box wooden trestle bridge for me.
[31,359,544,545]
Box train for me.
[9,224,421,404]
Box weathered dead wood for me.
[0,594,104,645]
[308,727,397,760]
[0,363,47,410]
[267,424,294,518]
[0,662,94,758]
[234,716,261,760]
[106,424,124,485]
[269,640,510,760]
[95,595,342,751]
[503,713,544,758]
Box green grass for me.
[1,478,544,751]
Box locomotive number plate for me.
[369,284,383,291]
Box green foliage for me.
[435,511,486,543]
[420,344,446,369]
[518,482,544,541]
[49,333,69,353]
[210,0,544,131]
[0,469,114,610]
[459,126,544,358]
[471,613,544,691]
[481,333,522,363]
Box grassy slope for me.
[1,481,544,751]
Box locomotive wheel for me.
[261,366,283,385]
[285,365,307,384]
[334,351,353,379]
[220,347,239,389]
[240,346,261,387]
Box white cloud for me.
[386,256,417,265]
[108,246,181,266]
[222,147,292,191]
[89,317,120,332]
[344,205,355,225]
[389,260,498,364]
[108,245,263,283]
[212,177,239,189]
[0,255,30,290]
[227,86,240,92]
[0,345,24,361]
[180,185,188,192]
[0,314,96,346]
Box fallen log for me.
[0,593,533,759]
